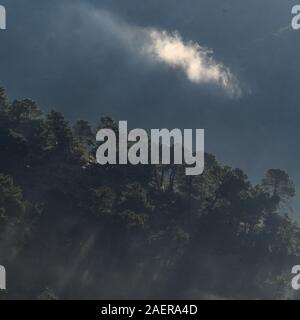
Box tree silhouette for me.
[0,86,299,300]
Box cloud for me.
[74,6,240,97]
[143,29,240,97]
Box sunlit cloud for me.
[144,29,240,97]
[55,5,241,98]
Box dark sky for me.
[1,0,300,216]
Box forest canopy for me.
[0,86,299,299]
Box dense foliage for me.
[0,86,299,299]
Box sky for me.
[1,0,300,215]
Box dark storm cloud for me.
[1,0,300,215]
